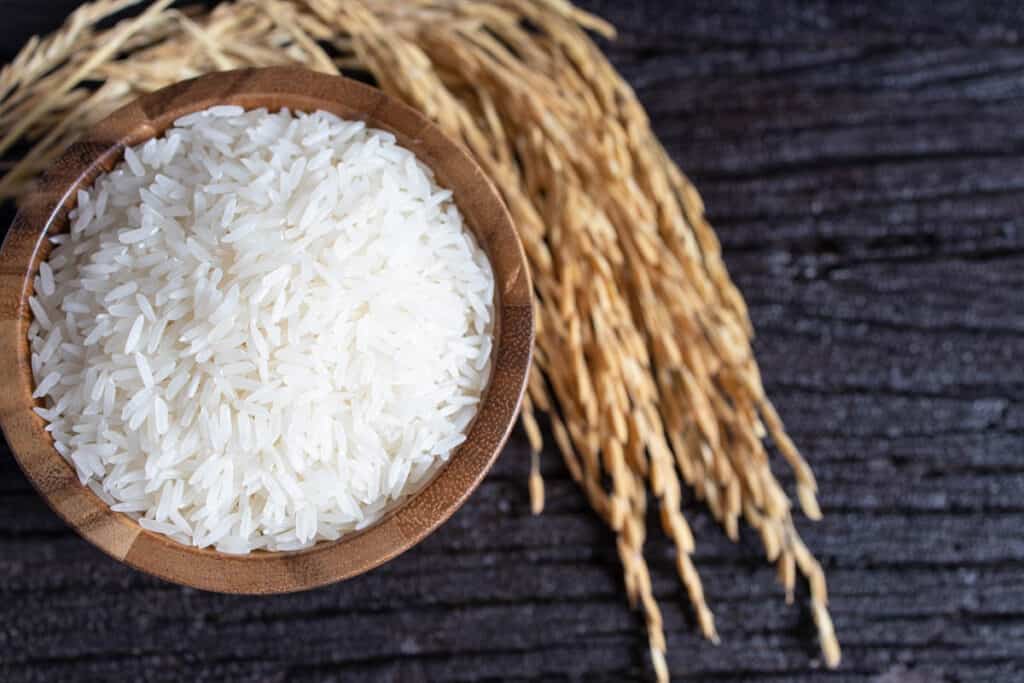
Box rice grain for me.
[28,106,495,554]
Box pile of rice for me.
[28,106,495,553]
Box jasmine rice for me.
[27,106,495,553]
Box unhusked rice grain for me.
[28,106,495,554]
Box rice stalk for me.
[0,0,840,677]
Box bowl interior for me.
[0,67,532,593]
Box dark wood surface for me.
[2,1,1022,681]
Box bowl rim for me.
[0,67,533,593]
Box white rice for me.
[28,106,495,554]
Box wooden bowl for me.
[0,67,533,593]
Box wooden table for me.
[2,1,1021,680]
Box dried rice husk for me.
[0,1,840,678]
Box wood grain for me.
[2,0,1023,681]
[0,67,532,594]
